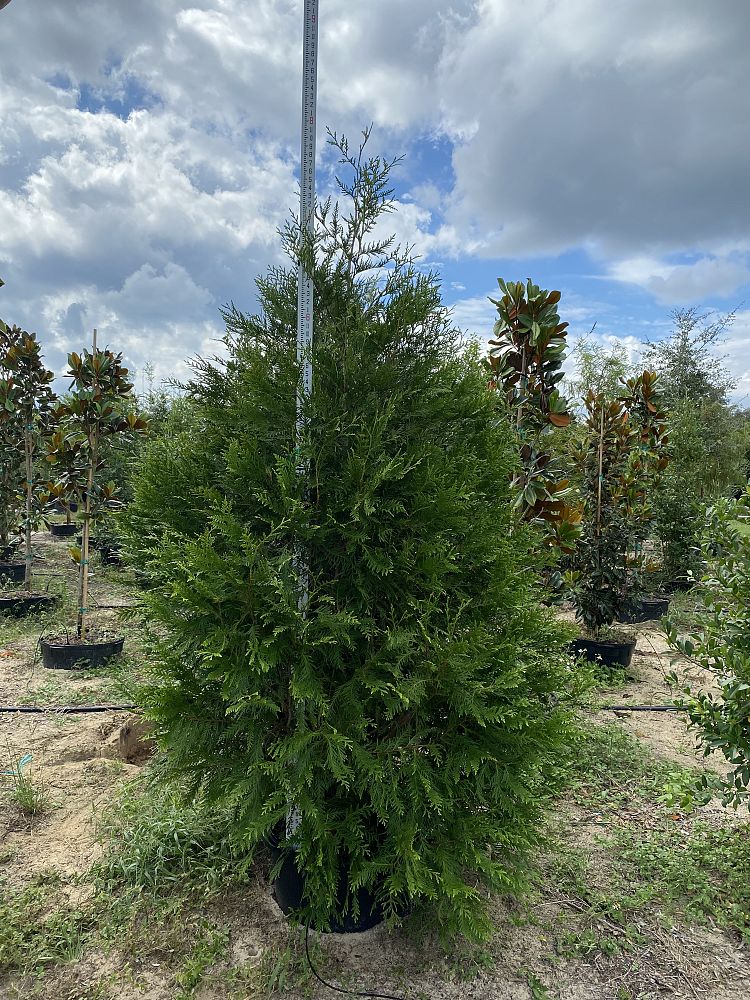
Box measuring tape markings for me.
[288,0,319,841]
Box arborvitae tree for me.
[122,131,576,939]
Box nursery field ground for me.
[1,531,749,1000]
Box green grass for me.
[9,771,50,817]
[543,722,750,949]
[92,775,250,896]
[0,872,92,976]
[0,776,251,993]
[560,722,701,811]
[617,822,750,939]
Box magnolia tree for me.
[0,396,24,556]
[0,295,24,555]
[569,372,668,634]
[47,342,147,640]
[0,317,56,589]
[487,279,582,576]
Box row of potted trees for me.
[0,286,146,667]
[488,279,671,669]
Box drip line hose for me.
[0,704,136,714]
[598,704,686,712]
[0,704,686,716]
[304,924,405,1000]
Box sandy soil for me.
[1,538,748,999]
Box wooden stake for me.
[596,401,604,533]
[23,421,33,593]
[77,329,97,642]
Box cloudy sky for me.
[1,0,748,402]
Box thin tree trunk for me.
[77,329,98,642]
[594,402,605,640]
[596,402,604,533]
[77,430,97,640]
[24,422,33,592]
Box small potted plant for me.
[41,335,147,667]
[42,435,83,537]
[0,308,58,615]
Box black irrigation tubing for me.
[304,924,405,1000]
[598,704,687,712]
[0,704,136,714]
[0,704,687,716]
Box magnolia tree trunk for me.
[77,331,99,642]
[77,435,97,641]
[24,423,33,592]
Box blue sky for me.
[1,0,748,404]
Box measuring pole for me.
[295,0,319,608]
[287,0,319,841]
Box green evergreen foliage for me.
[566,338,633,403]
[643,307,736,408]
[0,398,24,552]
[122,132,577,939]
[653,400,707,583]
[646,309,745,582]
[0,284,26,552]
[568,392,632,633]
[666,492,750,807]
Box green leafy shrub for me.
[666,492,750,805]
[122,133,576,939]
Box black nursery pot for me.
[0,593,57,617]
[666,577,695,593]
[50,523,78,538]
[571,637,636,669]
[41,635,124,670]
[269,834,385,933]
[0,561,25,584]
[617,596,670,625]
[0,543,19,560]
[99,546,123,567]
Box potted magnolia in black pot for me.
[613,372,671,625]
[47,488,79,538]
[41,337,147,667]
[0,304,58,615]
[569,390,638,668]
[570,372,670,666]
